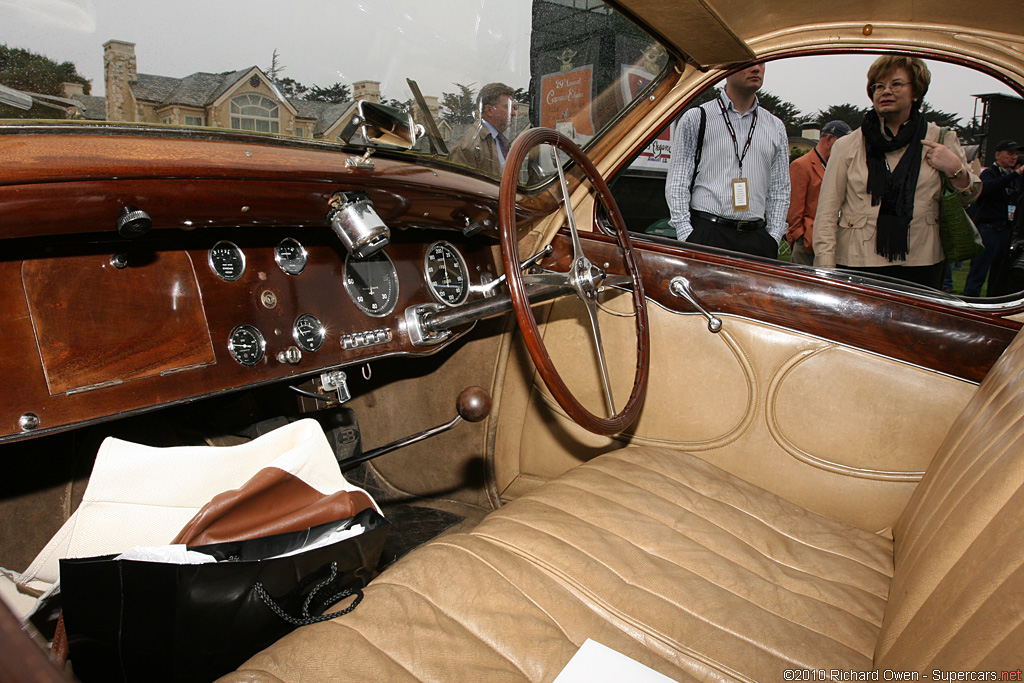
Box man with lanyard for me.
[963,139,1024,296]
[786,120,852,265]
[665,63,791,259]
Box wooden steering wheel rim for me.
[498,127,650,435]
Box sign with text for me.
[540,65,595,138]
[631,125,672,172]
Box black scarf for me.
[861,108,928,261]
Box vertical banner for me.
[540,65,595,138]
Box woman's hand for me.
[922,139,970,188]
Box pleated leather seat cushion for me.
[225,447,894,682]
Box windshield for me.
[1,0,669,185]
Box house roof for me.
[286,98,353,135]
[76,94,108,120]
[134,69,252,108]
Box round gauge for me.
[208,241,246,282]
[227,324,265,366]
[424,241,470,306]
[293,313,325,352]
[343,251,399,317]
[275,238,308,275]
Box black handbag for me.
[937,128,984,263]
[59,507,389,683]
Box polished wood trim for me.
[0,229,498,444]
[23,249,215,394]
[0,133,545,241]
[555,231,1021,384]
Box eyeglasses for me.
[870,80,910,95]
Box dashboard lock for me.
[327,191,390,259]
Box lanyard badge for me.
[718,98,757,212]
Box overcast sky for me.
[2,0,1016,124]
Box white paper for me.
[267,524,365,559]
[115,544,216,564]
[553,639,676,683]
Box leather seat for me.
[225,330,1024,681]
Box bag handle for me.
[936,127,957,194]
[254,562,363,626]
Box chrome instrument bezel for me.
[274,237,308,276]
[208,240,246,282]
[424,240,470,306]
[293,313,326,352]
[227,324,266,366]
[343,251,399,318]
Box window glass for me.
[1,0,667,188]
[611,55,1023,300]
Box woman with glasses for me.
[812,55,980,289]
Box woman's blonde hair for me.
[866,55,931,105]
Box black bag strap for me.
[690,106,707,194]
[254,562,364,626]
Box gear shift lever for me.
[339,387,491,471]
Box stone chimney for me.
[61,82,85,98]
[104,40,137,121]
[353,80,381,104]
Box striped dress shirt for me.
[666,91,791,244]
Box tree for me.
[813,103,869,131]
[756,91,810,137]
[275,77,308,99]
[919,101,960,130]
[0,44,90,119]
[440,83,477,125]
[266,49,285,83]
[306,83,350,103]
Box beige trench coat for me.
[812,122,981,268]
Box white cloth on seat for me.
[3,419,372,619]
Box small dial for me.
[293,313,325,352]
[208,241,246,281]
[228,324,265,366]
[344,251,399,317]
[275,238,308,275]
[424,241,470,306]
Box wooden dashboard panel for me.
[23,249,215,395]
[0,227,499,444]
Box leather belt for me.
[692,210,765,232]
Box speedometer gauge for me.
[424,241,469,306]
[209,241,245,281]
[343,251,398,317]
[275,238,308,275]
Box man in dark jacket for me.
[964,139,1024,296]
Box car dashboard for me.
[0,129,529,445]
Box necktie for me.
[496,131,510,158]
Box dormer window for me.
[230,94,279,133]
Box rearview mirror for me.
[338,101,422,149]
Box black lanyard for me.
[814,147,826,169]
[718,96,758,176]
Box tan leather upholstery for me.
[225,330,1024,682]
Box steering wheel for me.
[498,128,650,436]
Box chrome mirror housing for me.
[338,100,422,150]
